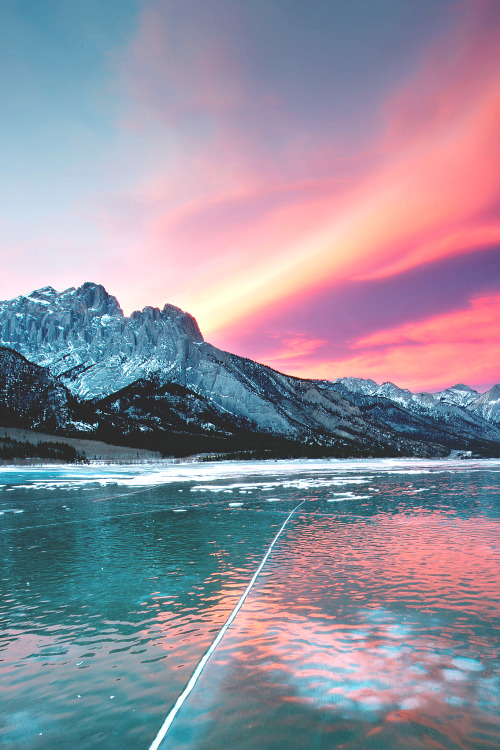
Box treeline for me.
[0,436,87,462]
[87,422,402,460]
[201,442,402,462]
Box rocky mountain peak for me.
[28,286,58,298]
[71,282,123,318]
[127,302,203,342]
[333,377,379,394]
[162,303,204,343]
[434,382,479,409]
[449,383,477,393]
[478,384,500,403]
[0,283,206,399]
[473,384,500,425]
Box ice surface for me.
[1,457,500,750]
[1,457,499,491]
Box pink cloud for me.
[270,294,500,392]
[262,334,328,364]
[108,1,500,342]
[91,1,500,392]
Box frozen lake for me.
[1,459,499,749]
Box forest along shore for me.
[0,426,162,464]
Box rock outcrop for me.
[0,346,73,431]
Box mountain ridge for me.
[1,282,499,458]
[327,375,500,427]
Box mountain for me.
[0,283,499,458]
[327,377,500,433]
[0,344,402,458]
[0,283,405,450]
[0,346,73,432]
[0,283,203,399]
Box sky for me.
[1,0,499,393]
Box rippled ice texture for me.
[1,458,499,749]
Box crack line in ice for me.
[1,501,369,534]
[147,499,305,750]
[0,486,163,533]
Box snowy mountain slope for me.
[0,344,414,457]
[0,283,499,456]
[0,283,394,442]
[474,384,500,424]
[322,379,500,454]
[328,377,500,430]
[0,347,253,455]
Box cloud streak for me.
[104,1,500,390]
[270,294,500,393]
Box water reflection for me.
[0,460,499,749]
[163,474,500,750]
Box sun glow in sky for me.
[1,0,499,391]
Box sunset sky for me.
[1,0,499,392]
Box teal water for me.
[1,460,499,749]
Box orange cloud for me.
[271,294,500,392]
[262,334,327,363]
[355,293,500,348]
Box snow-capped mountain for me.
[0,283,384,447]
[0,283,203,398]
[474,384,500,424]
[328,377,500,428]
[1,283,499,457]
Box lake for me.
[1,459,499,749]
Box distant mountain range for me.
[1,282,499,458]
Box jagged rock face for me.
[0,346,72,431]
[474,385,500,425]
[0,282,204,398]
